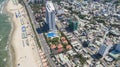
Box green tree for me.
[52,37,60,45]
[75,54,86,65]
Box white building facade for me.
[46,1,56,31]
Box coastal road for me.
[22,0,56,67]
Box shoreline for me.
[4,0,16,67]
[5,0,43,67]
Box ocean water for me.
[0,0,11,67]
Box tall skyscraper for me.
[46,1,56,31]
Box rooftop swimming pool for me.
[47,32,57,38]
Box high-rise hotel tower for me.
[46,1,56,31]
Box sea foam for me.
[0,1,5,14]
[3,58,6,62]
[0,35,2,41]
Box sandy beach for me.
[6,0,47,67]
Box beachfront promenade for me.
[22,0,57,67]
[7,0,49,67]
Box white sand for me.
[6,0,45,67]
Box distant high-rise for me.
[46,1,56,31]
[68,16,78,31]
[98,44,112,57]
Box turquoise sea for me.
[0,0,11,67]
